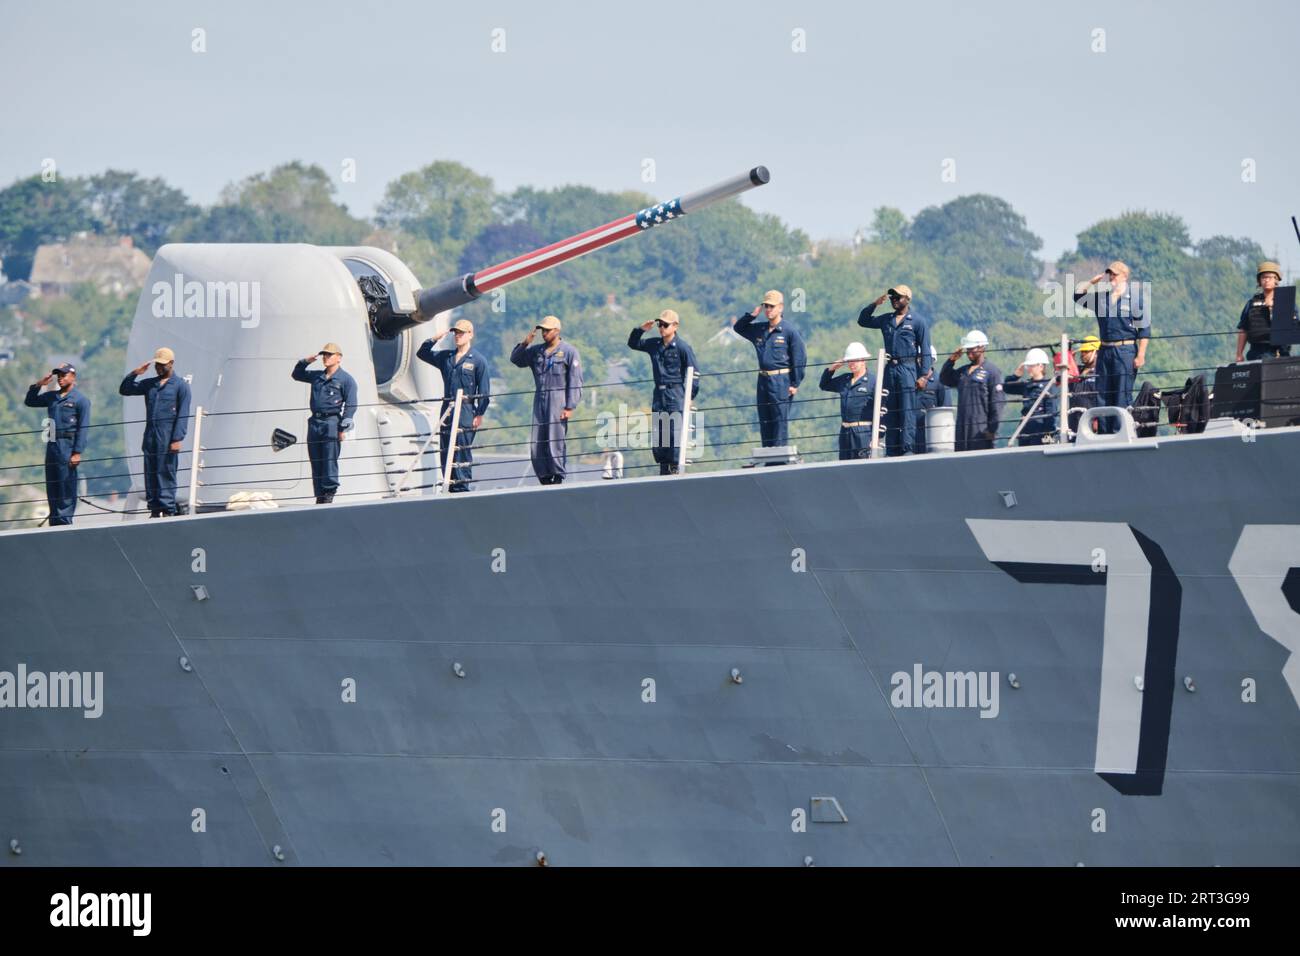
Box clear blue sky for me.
[2,0,1296,273]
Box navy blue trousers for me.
[44,439,77,525]
[143,433,179,514]
[883,365,918,456]
[756,375,792,446]
[307,417,341,498]
[1097,345,1136,435]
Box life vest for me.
[1245,295,1272,344]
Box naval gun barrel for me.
[372,165,770,339]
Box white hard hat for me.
[961,330,989,350]
[1024,347,1050,367]
[843,341,870,362]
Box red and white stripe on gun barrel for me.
[415,166,769,319]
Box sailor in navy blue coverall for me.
[733,290,806,454]
[417,318,491,492]
[1003,350,1058,447]
[857,285,933,456]
[25,363,91,525]
[510,315,583,485]
[1072,262,1148,433]
[628,309,700,475]
[818,347,876,460]
[120,347,191,517]
[939,341,1004,452]
[291,342,358,504]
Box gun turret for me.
[367,166,770,339]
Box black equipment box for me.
[1273,285,1300,346]
[1212,357,1300,426]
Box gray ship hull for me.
[2,427,1299,866]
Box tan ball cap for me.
[451,319,474,333]
[761,290,783,305]
[658,309,679,325]
[537,315,562,330]
[153,347,175,363]
[1106,261,1130,277]
[1257,261,1283,281]
[888,284,913,299]
[319,342,343,355]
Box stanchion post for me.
[677,367,695,474]
[187,406,203,515]
[440,389,465,493]
[1058,331,1071,444]
[870,349,888,459]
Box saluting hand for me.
[640,320,655,332]
[950,348,963,363]
[302,352,319,364]
[829,360,843,373]
[750,305,762,317]
[36,372,53,387]
[1014,364,1025,376]
[132,361,151,376]
[873,293,888,307]
[523,329,537,346]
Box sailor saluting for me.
[819,342,875,460]
[120,347,191,518]
[25,363,91,525]
[416,318,491,493]
[510,316,583,485]
[628,309,700,475]
[292,343,358,504]
[938,330,1004,452]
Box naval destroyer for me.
[1,167,1298,866]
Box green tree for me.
[1071,211,1192,280]
[376,161,496,266]
[181,162,369,245]
[909,194,1043,282]
[84,170,197,253]
[0,176,91,280]
[1194,235,1266,277]
[868,206,908,244]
